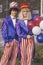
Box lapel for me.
[20,20,27,28]
[8,16,18,29]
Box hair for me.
[9,8,19,14]
[18,11,32,20]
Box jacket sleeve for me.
[2,19,9,43]
[16,23,27,38]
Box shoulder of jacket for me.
[18,20,24,23]
[3,16,10,24]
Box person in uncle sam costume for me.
[0,1,19,65]
[16,3,34,65]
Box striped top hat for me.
[9,1,18,9]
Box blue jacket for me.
[16,20,33,42]
[16,20,28,38]
[2,16,18,44]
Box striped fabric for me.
[9,2,18,8]
[20,37,34,65]
[0,39,18,65]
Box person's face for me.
[11,10,18,17]
[21,8,30,18]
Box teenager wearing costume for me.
[0,2,19,65]
[16,3,34,65]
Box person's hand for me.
[6,43,10,47]
[27,35,31,38]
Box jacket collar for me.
[19,20,28,28]
[7,16,18,29]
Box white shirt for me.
[10,15,16,27]
[24,20,28,26]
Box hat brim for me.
[20,6,30,9]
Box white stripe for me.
[10,2,18,8]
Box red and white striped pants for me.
[0,39,18,65]
[20,37,34,65]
